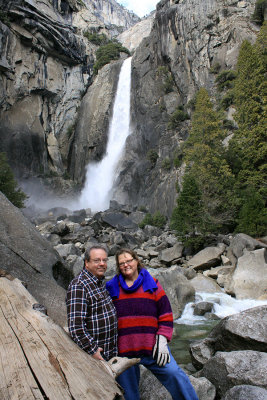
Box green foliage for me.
[222,119,236,131]
[161,157,171,170]
[157,66,174,94]
[173,147,184,168]
[251,0,267,25]
[215,70,237,91]
[171,172,203,235]
[139,211,166,229]
[170,26,267,243]
[220,91,234,110]
[236,188,267,236]
[168,107,190,129]
[147,149,158,166]
[83,31,109,46]
[182,88,236,233]
[93,41,130,74]
[209,62,221,74]
[229,35,267,196]
[0,153,27,208]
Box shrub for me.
[83,31,109,46]
[209,62,221,74]
[173,147,184,168]
[168,107,190,129]
[220,91,234,110]
[93,41,130,74]
[147,149,158,166]
[215,70,237,91]
[0,152,27,208]
[157,66,174,94]
[161,157,171,170]
[139,211,166,229]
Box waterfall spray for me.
[78,57,132,211]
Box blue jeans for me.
[116,351,199,400]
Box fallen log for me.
[0,276,127,400]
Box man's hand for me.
[152,335,170,367]
[92,347,104,360]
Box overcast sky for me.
[119,0,158,18]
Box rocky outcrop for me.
[113,0,259,216]
[117,12,155,51]
[0,191,68,326]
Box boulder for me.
[222,385,267,400]
[226,233,267,266]
[159,243,184,264]
[187,244,226,271]
[139,366,216,400]
[225,248,267,299]
[0,192,69,326]
[201,350,267,397]
[190,274,223,293]
[149,266,195,319]
[190,305,267,369]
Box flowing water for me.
[78,57,132,211]
[170,292,267,365]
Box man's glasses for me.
[118,258,135,267]
[91,258,108,264]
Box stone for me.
[0,191,69,326]
[149,266,195,319]
[222,385,267,400]
[159,243,184,264]
[190,305,267,369]
[201,350,267,397]
[187,244,226,271]
[226,248,267,299]
[190,274,223,293]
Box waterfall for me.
[78,57,132,211]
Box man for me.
[66,245,117,361]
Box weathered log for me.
[0,276,125,400]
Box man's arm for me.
[66,282,103,358]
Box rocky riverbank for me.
[1,192,267,399]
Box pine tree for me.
[227,23,267,236]
[0,152,27,208]
[184,88,236,232]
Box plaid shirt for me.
[66,268,118,360]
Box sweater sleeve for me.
[154,279,173,341]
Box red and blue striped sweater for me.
[107,273,173,358]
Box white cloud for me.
[119,0,158,18]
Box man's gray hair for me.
[84,245,108,262]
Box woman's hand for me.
[152,335,170,367]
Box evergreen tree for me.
[0,152,27,208]
[236,188,267,237]
[184,88,236,232]
[227,24,267,235]
[171,172,203,234]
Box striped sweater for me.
[107,276,173,357]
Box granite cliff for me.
[112,0,260,216]
[0,0,138,198]
[0,0,261,216]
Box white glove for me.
[152,334,170,367]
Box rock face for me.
[112,0,259,216]
[117,12,155,51]
[0,191,69,326]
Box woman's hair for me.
[115,248,145,275]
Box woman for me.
[106,248,198,400]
